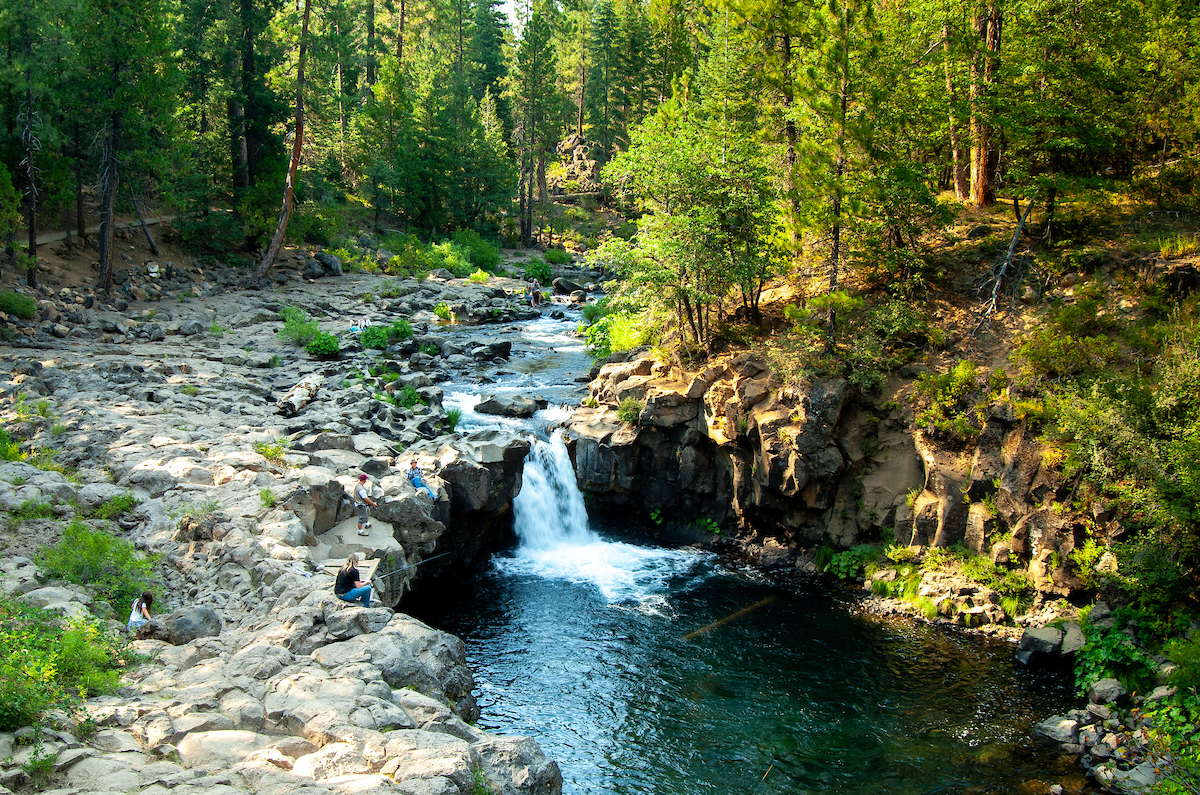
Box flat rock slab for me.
[177,730,272,768]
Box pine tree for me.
[511,7,560,245]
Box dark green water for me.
[413,538,1083,795]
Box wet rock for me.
[1016,626,1064,665]
[477,395,538,418]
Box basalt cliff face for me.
[566,351,1090,605]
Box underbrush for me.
[0,595,138,731]
[34,520,159,610]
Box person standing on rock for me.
[355,473,377,536]
[407,460,435,499]
[335,554,372,608]
[127,591,153,638]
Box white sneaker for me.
[358,528,369,536]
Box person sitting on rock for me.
[127,591,153,638]
[528,278,543,307]
[407,460,435,499]
[354,473,377,536]
[335,553,372,608]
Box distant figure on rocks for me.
[355,473,377,536]
[127,591,153,638]
[335,553,372,608]
[528,278,543,307]
[407,460,435,499]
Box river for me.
[410,312,1084,794]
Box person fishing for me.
[334,553,372,608]
[127,591,153,638]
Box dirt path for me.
[33,214,176,247]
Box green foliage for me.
[260,489,277,509]
[253,440,289,463]
[544,248,571,265]
[616,397,643,424]
[525,258,552,283]
[0,596,136,732]
[1018,328,1120,381]
[434,303,452,321]
[451,230,502,271]
[21,742,56,789]
[277,307,320,347]
[360,326,389,349]
[1139,694,1200,795]
[387,319,414,342]
[1075,621,1157,696]
[88,493,141,521]
[34,521,158,613]
[913,361,984,444]
[306,332,340,358]
[444,408,463,432]
[826,545,876,579]
[0,292,37,320]
[14,500,54,520]
[584,311,650,359]
[397,385,426,409]
[1069,538,1106,590]
[469,268,489,284]
[180,384,200,397]
[209,322,227,338]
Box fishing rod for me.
[371,551,453,580]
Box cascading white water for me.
[512,429,596,549]
[503,430,708,606]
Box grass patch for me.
[616,397,643,424]
[14,500,54,520]
[88,492,141,521]
[260,488,277,509]
[0,292,37,320]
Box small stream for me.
[413,313,1083,794]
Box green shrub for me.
[913,360,984,444]
[0,428,20,460]
[388,318,414,342]
[277,307,320,346]
[306,332,340,357]
[260,489,277,509]
[445,407,463,432]
[616,397,643,424]
[826,545,876,579]
[0,596,136,732]
[398,385,426,409]
[451,229,501,271]
[581,299,611,325]
[583,311,649,359]
[525,258,552,283]
[1018,329,1119,381]
[361,325,389,349]
[34,520,158,611]
[544,248,571,265]
[469,268,489,284]
[181,384,200,397]
[89,492,141,520]
[430,241,474,277]
[14,500,53,520]
[0,291,37,320]
[434,302,452,321]
[1075,620,1158,696]
[253,440,289,463]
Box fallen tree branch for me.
[973,197,1037,336]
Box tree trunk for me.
[228,53,249,190]
[969,2,1001,207]
[98,110,120,293]
[336,23,345,165]
[365,0,376,87]
[577,46,585,139]
[242,0,264,182]
[74,122,85,240]
[782,32,800,248]
[944,22,968,202]
[396,0,406,69]
[255,0,311,279]
[22,25,38,287]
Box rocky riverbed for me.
[0,261,599,795]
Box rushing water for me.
[412,433,1085,795]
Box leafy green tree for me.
[584,0,620,151]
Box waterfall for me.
[502,430,708,606]
[512,430,596,549]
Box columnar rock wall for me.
[568,351,1091,600]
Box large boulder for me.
[476,395,538,418]
[163,605,223,645]
[1015,626,1064,666]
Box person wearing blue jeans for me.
[334,553,372,608]
[407,461,435,499]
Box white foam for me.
[506,432,709,603]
